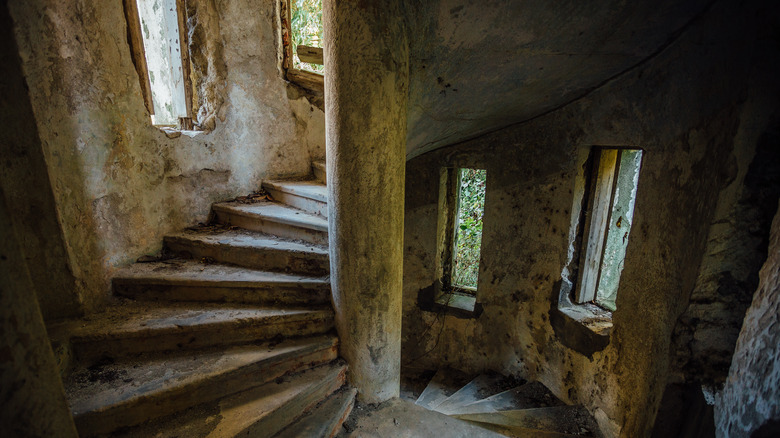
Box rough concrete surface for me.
[0,2,81,320]
[7,0,326,315]
[404,0,713,157]
[715,202,780,437]
[0,172,78,438]
[401,1,778,437]
[324,0,409,403]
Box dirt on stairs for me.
[48,165,354,437]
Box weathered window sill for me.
[551,302,612,358]
[159,127,206,139]
[418,283,482,319]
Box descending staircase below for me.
[48,162,354,437]
[411,368,603,437]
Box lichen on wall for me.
[401,1,775,436]
[8,0,325,316]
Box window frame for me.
[123,0,194,130]
[417,166,487,318]
[573,147,642,311]
[280,0,325,94]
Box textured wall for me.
[0,5,79,434]
[715,202,780,437]
[401,1,776,437]
[7,0,325,316]
[0,3,81,320]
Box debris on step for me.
[234,189,273,204]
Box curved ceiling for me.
[405,0,713,158]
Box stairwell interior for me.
[3,1,780,438]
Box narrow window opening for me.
[451,168,487,293]
[290,0,323,74]
[280,0,324,94]
[575,148,643,311]
[126,0,193,129]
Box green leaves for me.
[453,168,486,289]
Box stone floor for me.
[338,398,504,438]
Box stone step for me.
[312,160,327,184]
[164,228,329,275]
[66,335,339,437]
[275,386,357,438]
[434,373,522,415]
[212,200,328,245]
[50,301,334,362]
[454,406,602,437]
[262,179,328,218]
[415,368,472,410]
[113,361,348,438]
[113,260,331,306]
[446,381,564,416]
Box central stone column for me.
[323,0,409,403]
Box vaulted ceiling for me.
[404,0,713,158]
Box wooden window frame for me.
[573,147,642,308]
[280,0,324,93]
[123,0,194,130]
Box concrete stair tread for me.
[114,361,347,438]
[434,373,522,415]
[164,228,329,275]
[66,335,339,436]
[448,381,565,416]
[113,259,329,287]
[212,200,328,232]
[454,406,601,437]
[263,179,327,203]
[275,386,357,437]
[166,228,328,255]
[415,368,473,410]
[53,301,333,342]
[112,260,331,306]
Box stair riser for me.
[72,315,334,363]
[164,237,329,276]
[74,342,340,437]
[113,281,331,306]
[238,366,347,437]
[213,209,328,245]
[265,187,328,218]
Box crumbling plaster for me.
[401,1,776,437]
[8,0,325,316]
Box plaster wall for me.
[401,1,777,437]
[7,0,325,317]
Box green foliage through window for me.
[452,168,486,289]
[290,0,323,73]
